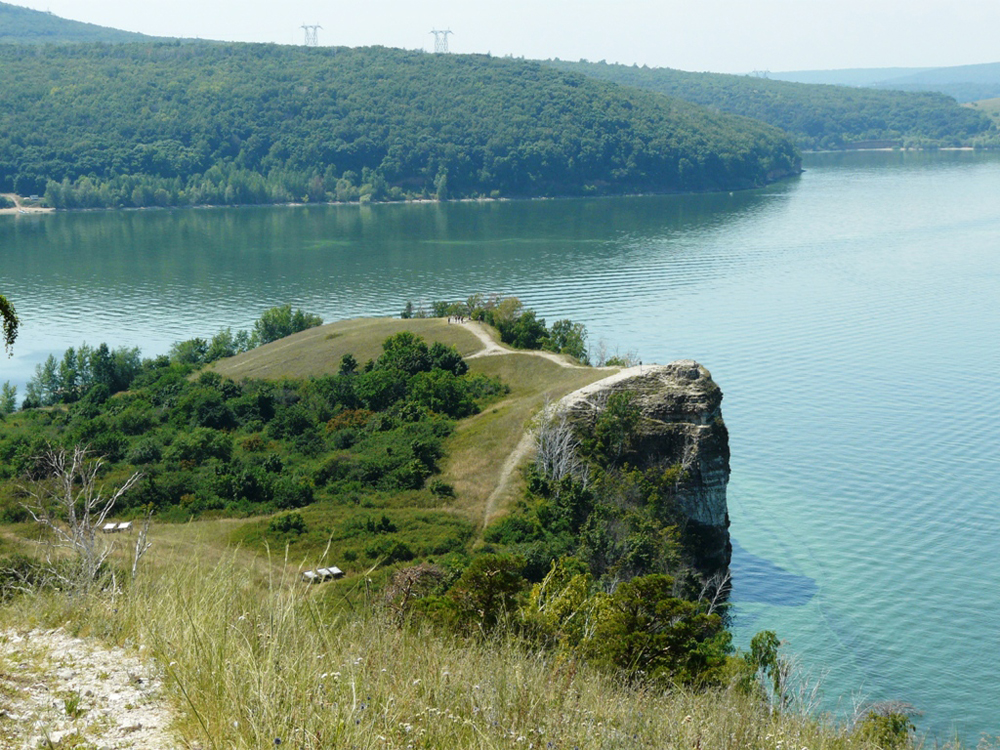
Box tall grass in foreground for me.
[1,554,928,750]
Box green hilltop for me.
[0,43,801,206]
[0,1,163,44]
[548,59,997,150]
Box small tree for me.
[0,381,16,415]
[736,630,790,706]
[593,391,642,466]
[19,446,142,590]
[0,292,18,355]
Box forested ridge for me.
[0,42,800,207]
[0,1,161,44]
[549,60,997,150]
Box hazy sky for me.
[12,0,1000,74]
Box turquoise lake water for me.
[2,150,998,740]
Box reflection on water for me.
[0,186,788,389]
[2,151,1000,740]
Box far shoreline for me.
[2,149,991,215]
[0,174,805,217]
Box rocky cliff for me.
[557,360,731,572]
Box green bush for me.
[127,437,162,464]
[165,427,233,465]
[365,538,415,564]
[267,512,308,537]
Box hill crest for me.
[0,2,164,43]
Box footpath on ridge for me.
[460,318,644,528]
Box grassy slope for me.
[448,355,608,525]
[211,317,608,529]
[965,97,1000,126]
[0,554,876,750]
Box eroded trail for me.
[461,320,585,369]
[478,363,636,528]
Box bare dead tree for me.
[534,411,584,484]
[697,568,732,617]
[383,563,445,625]
[130,505,154,580]
[19,446,142,590]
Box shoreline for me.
[802,145,982,154]
[0,179,799,217]
[0,193,54,215]
[0,149,987,214]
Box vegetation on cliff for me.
[0,43,800,205]
[548,59,998,150]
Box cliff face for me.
[558,360,731,572]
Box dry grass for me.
[210,318,484,381]
[442,356,611,526]
[0,554,913,750]
[963,98,1000,125]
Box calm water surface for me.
[2,151,999,740]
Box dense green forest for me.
[0,1,161,44]
[549,60,998,150]
[0,42,800,206]
[0,328,506,526]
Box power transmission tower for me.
[429,28,453,53]
[301,24,322,47]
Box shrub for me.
[165,427,233,464]
[365,539,415,564]
[326,408,374,432]
[273,475,314,509]
[250,305,323,346]
[429,479,455,498]
[268,512,308,537]
[127,437,163,465]
[854,704,916,750]
[448,553,527,633]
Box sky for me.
[10,0,1000,74]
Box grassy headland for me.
[0,315,929,748]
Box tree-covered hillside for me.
[0,43,800,206]
[0,2,161,44]
[549,60,997,150]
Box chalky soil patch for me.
[0,628,177,749]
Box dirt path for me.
[0,628,178,749]
[478,364,639,528]
[481,429,536,527]
[0,193,53,216]
[461,320,585,369]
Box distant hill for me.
[548,60,996,150]
[871,62,1000,103]
[0,43,801,207]
[772,62,1000,103]
[0,1,163,43]
[769,67,934,87]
